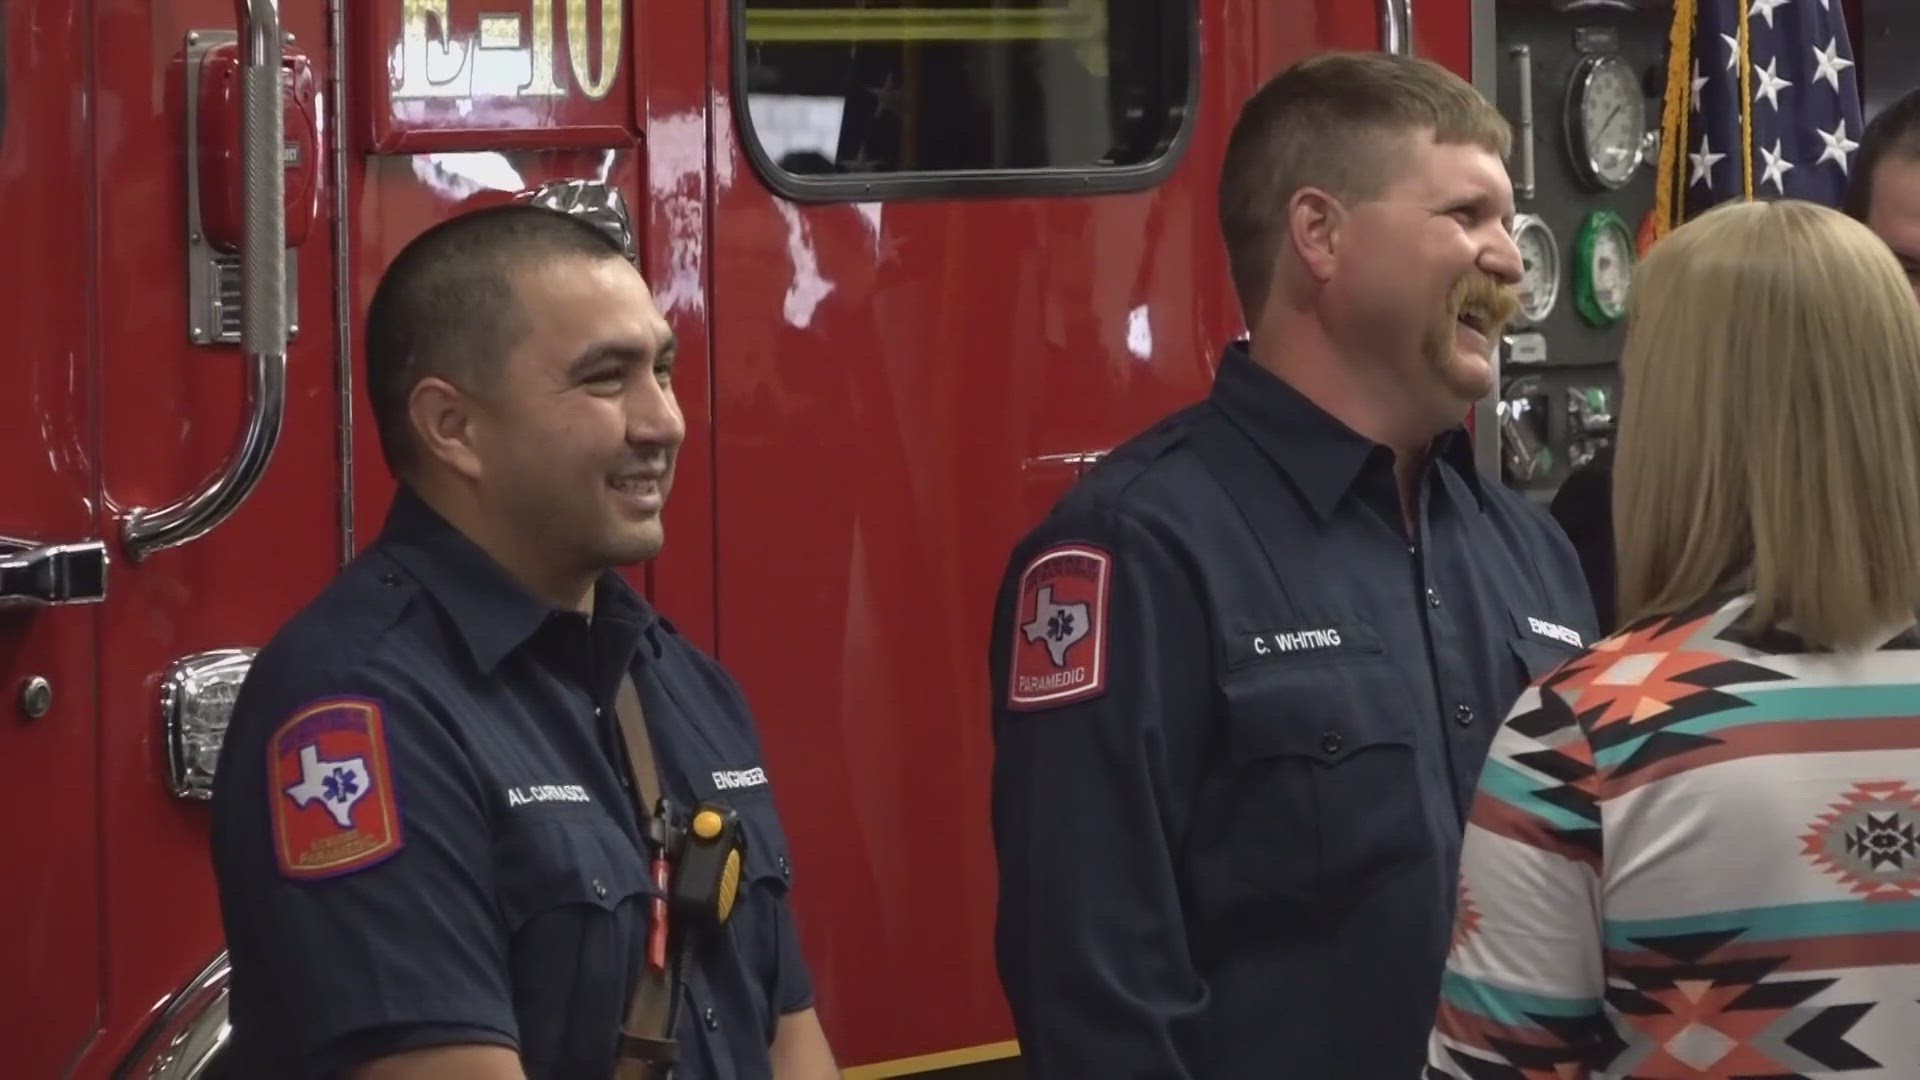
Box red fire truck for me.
[0,0,1883,1077]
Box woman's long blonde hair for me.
[1615,198,1920,650]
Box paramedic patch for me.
[1008,543,1111,711]
[269,697,404,881]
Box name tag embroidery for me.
[711,767,769,791]
[506,784,593,807]
[1526,616,1584,649]
[1253,627,1345,655]
[1237,621,1383,665]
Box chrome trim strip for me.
[124,0,289,562]
[328,0,355,566]
[112,952,231,1080]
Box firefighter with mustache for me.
[985,51,1597,1080]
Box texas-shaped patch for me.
[269,697,404,880]
[1007,543,1111,711]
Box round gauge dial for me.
[1565,53,1647,190]
[1510,214,1560,326]
[1573,209,1634,327]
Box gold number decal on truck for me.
[394,0,623,101]
[563,0,621,101]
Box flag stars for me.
[1753,56,1792,110]
[1812,37,1854,91]
[1691,60,1708,112]
[1749,0,1791,28]
[1760,138,1795,193]
[1722,32,1741,72]
[1691,136,1726,189]
[1817,120,1860,174]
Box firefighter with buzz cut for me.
[208,201,838,1080]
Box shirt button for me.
[1427,588,1441,608]
[593,879,608,899]
[1320,730,1343,754]
[380,572,400,588]
[1455,704,1474,727]
[703,1006,719,1031]
[777,853,792,880]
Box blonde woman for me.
[1424,199,1920,1078]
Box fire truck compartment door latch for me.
[0,537,109,607]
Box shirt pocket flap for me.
[495,815,658,930]
[733,802,796,894]
[1222,661,1419,766]
[1510,636,1577,683]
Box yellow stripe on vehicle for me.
[841,1039,1022,1078]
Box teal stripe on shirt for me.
[1605,897,1920,950]
[1439,970,1601,1028]
[1590,683,1920,769]
[1474,758,1596,832]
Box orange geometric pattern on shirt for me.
[1547,612,1727,736]
[1617,977,1811,1077]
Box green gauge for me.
[1573,209,1634,327]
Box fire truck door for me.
[0,1,107,1072]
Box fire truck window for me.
[736,0,1193,196]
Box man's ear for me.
[1287,187,1345,285]
[408,376,486,484]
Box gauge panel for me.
[1573,209,1634,326]
[1564,52,1646,190]
[1510,213,1561,326]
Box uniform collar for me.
[377,485,658,674]
[1208,340,1484,521]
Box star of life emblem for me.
[284,744,372,828]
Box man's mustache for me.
[1450,273,1520,329]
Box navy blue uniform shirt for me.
[988,343,1597,1079]
[210,488,813,1079]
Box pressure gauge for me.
[1573,209,1634,327]
[1564,52,1647,190]
[1510,214,1560,326]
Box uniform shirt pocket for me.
[1507,606,1587,692]
[1221,660,1430,901]
[493,813,658,1073]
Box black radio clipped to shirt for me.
[670,801,745,936]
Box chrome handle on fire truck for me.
[522,179,641,265]
[0,534,109,607]
[123,0,289,563]
[1382,0,1413,56]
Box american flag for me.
[1651,0,1865,239]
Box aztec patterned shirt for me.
[1425,593,1920,1078]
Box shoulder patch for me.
[1007,543,1112,711]
[268,697,405,880]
